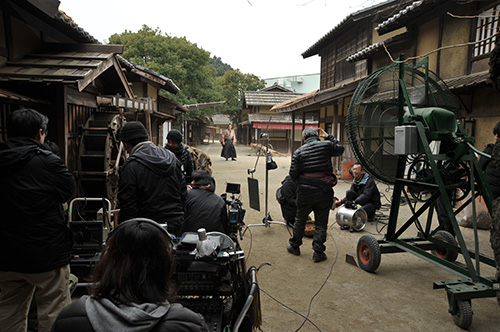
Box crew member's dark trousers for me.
[346,189,376,220]
[435,191,455,236]
[289,199,333,253]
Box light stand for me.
[243,133,286,236]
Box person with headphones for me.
[52,218,208,332]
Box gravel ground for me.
[197,142,499,332]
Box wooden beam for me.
[7,58,101,69]
[112,56,134,98]
[42,43,124,54]
[78,56,114,92]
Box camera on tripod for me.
[221,183,246,237]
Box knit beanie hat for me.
[167,129,183,144]
[119,121,148,143]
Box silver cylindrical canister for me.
[336,206,367,231]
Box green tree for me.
[108,25,219,108]
[210,56,233,77]
[214,69,265,127]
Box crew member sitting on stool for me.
[336,162,381,224]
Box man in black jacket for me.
[479,121,500,199]
[166,129,194,184]
[117,122,187,236]
[0,108,75,332]
[287,127,344,262]
[181,171,229,235]
[336,162,381,223]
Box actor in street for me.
[220,124,237,161]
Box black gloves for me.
[345,200,356,209]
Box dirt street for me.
[196,142,499,332]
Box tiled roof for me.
[210,114,231,125]
[56,10,100,44]
[444,71,490,90]
[247,113,316,124]
[243,91,303,107]
[302,0,404,58]
[375,0,424,33]
[346,32,408,62]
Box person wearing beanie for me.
[165,129,194,184]
[117,122,187,236]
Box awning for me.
[0,43,130,95]
[252,122,314,130]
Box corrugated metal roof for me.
[243,91,303,107]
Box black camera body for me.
[221,183,245,237]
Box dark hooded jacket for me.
[118,142,187,236]
[166,143,194,184]
[52,295,208,332]
[479,138,500,199]
[0,137,75,273]
[289,134,344,205]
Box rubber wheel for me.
[357,235,381,272]
[452,300,473,329]
[431,230,458,262]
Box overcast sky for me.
[59,0,385,79]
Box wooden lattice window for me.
[474,4,500,57]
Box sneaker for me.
[286,244,300,256]
[313,252,327,262]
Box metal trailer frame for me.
[355,57,499,329]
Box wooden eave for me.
[0,48,133,96]
[0,87,50,104]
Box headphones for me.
[111,218,174,247]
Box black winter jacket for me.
[52,296,208,332]
[118,142,187,236]
[0,137,75,273]
[289,135,344,205]
[181,188,229,234]
[479,138,500,199]
[166,143,194,184]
